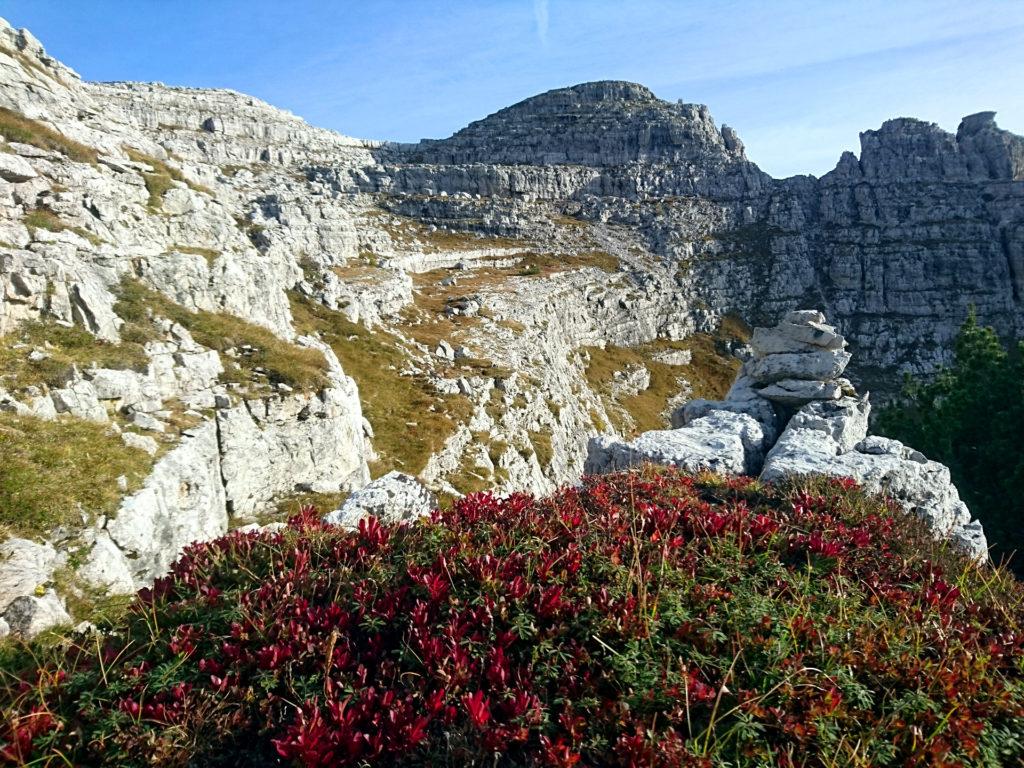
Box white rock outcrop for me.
[323,471,437,528]
[586,410,766,476]
[589,311,989,562]
[0,538,64,616]
[102,421,227,585]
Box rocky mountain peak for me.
[414,80,744,167]
[837,111,1024,182]
[503,80,659,110]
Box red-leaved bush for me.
[1,469,1023,766]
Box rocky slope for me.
[0,17,1018,635]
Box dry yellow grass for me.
[169,245,220,266]
[290,293,473,477]
[0,106,96,164]
[375,214,525,254]
[583,316,746,436]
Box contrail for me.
[534,0,549,46]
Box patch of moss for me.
[0,106,97,164]
[449,437,511,496]
[0,319,149,392]
[115,280,330,394]
[0,412,154,538]
[50,565,134,629]
[23,208,63,233]
[487,438,509,466]
[290,293,473,477]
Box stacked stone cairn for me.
[746,310,853,407]
[587,310,989,561]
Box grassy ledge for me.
[22,207,103,245]
[116,280,330,395]
[0,106,97,164]
[584,316,747,436]
[123,148,211,212]
[0,412,153,538]
[0,318,149,392]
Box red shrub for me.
[1,469,1023,766]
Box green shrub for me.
[877,309,1024,573]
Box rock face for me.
[589,312,989,562]
[587,410,767,476]
[417,81,748,168]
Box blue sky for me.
[2,1,1022,177]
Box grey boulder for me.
[323,471,438,528]
[0,152,37,183]
[756,378,843,405]
[1,589,71,638]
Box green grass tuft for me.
[124,148,211,212]
[0,412,153,538]
[22,208,102,245]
